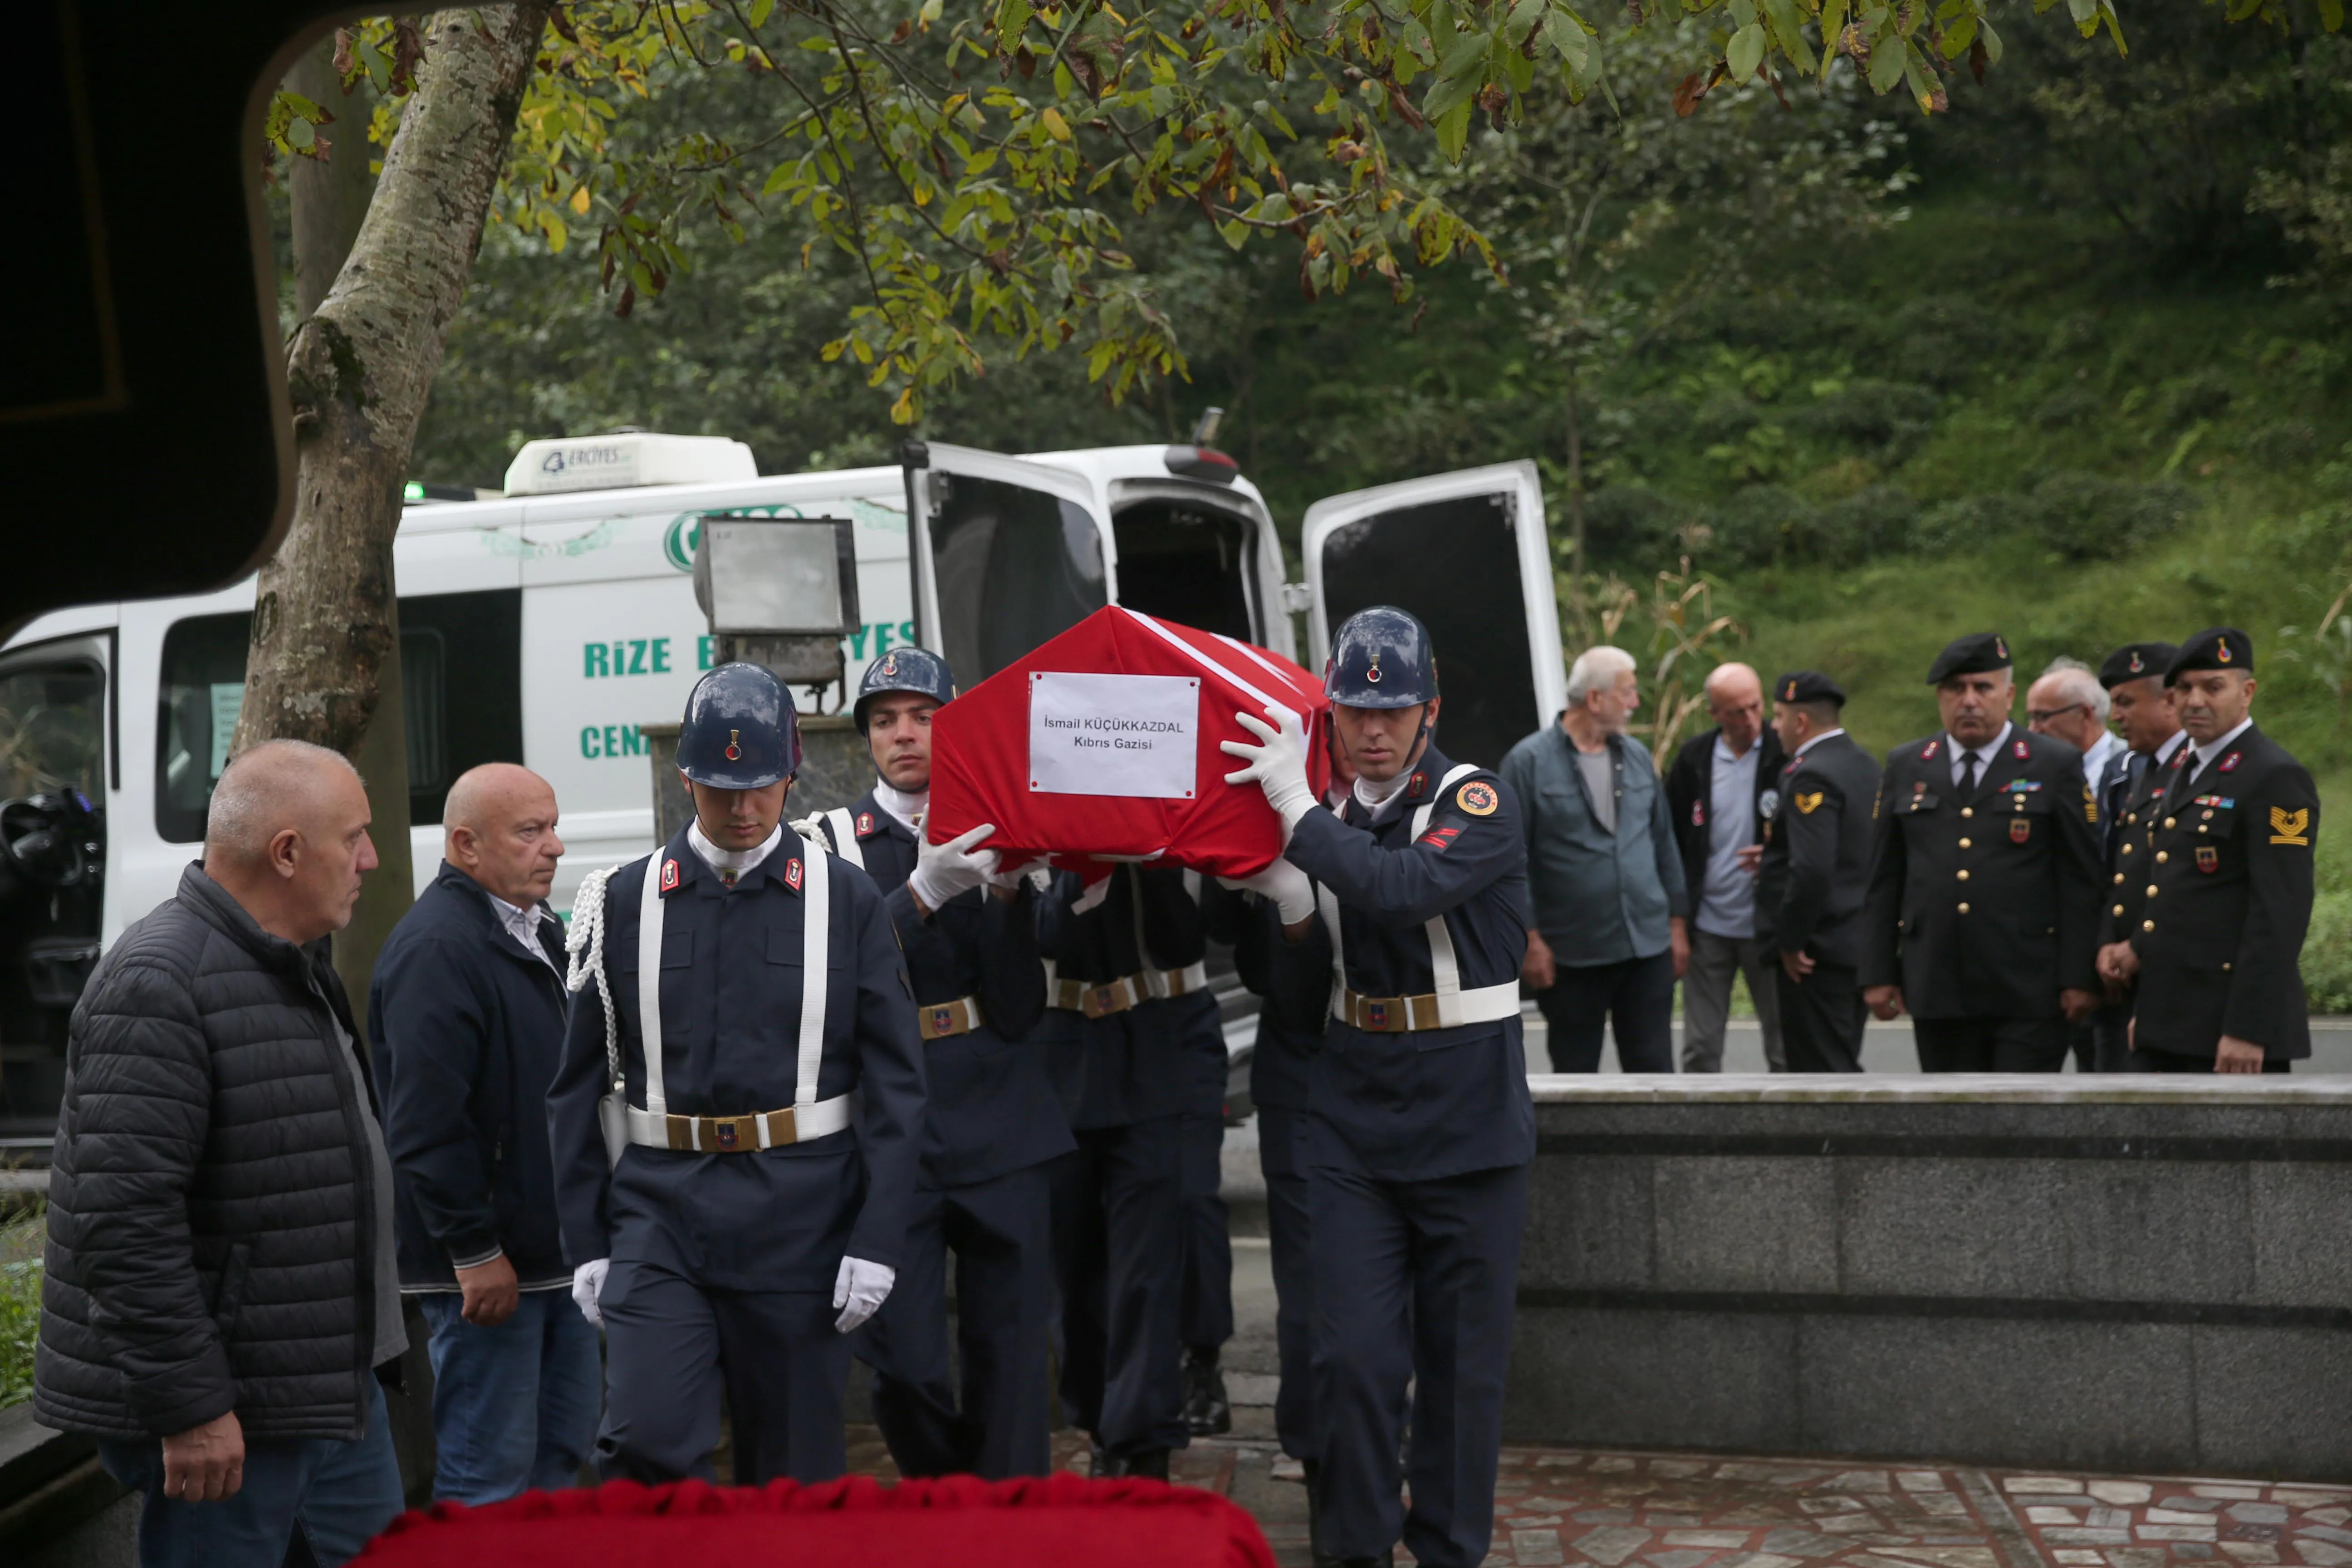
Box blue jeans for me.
[97,1378,406,1568]
[417,1288,602,1504]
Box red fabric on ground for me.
[926,607,1331,879]
[355,1474,1277,1568]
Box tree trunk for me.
[286,38,418,1028]
[237,6,545,1021]
[1563,362,1589,648]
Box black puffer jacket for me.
[35,864,386,1442]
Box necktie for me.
[1959,751,1979,797]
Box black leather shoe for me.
[1181,1345,1231,1436]
[1094,1444,1172,1481]
[1303,1457,1338,1568]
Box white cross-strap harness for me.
[1314,762,1522,1034]
[565,843,853,1163]
[819,808,863,870]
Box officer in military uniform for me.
[1754,673,1880,1073]
[1037,859,1205,1479]
[2085,641,2184,1071]
[805,647,1073,1477]
[2097,629,2320,1072]
[1862,632,2104,1071]
[547,664,927,1485]
[1222,605,1533,1568]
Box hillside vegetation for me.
[406,10,2352,1003]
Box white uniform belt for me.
[918,995,985,1040]
[1045,960,1208,1017]
[625,1093,854,1153]
[1338,981,1522,1033]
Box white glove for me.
[986,854,1051,891]
[1219,856,1315,925]
[908,823,1000,912]
[572,1259,610,1328]
[1221,706,1317,836]
[833,1256,896,1333]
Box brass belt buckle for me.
[770,1106,797,1146]
[710,1114,749,1152]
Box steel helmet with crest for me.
[851,645,956,733]
[677,662,801,789]
[1326,605,1439,709]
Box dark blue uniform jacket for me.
[1034,865,1196,1131]
[545,826,927,1292]
[817,792,1073,1190]
[1203,879,1312,1113]
[1272,745,1536,1183]
[369,861,572,1289]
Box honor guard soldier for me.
[805,647,1073,1478]
[1862,632,2105,1072]
[1221,605,1534,1568]
[2097,630,2319,1072]
[547,664,927,1485]
[1037,858,1210,1479]
[1754,673,1881,1073]
[2085,642,2184,1070]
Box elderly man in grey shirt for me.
[1664,664,1788,1072]
[1501,647,1689,1072]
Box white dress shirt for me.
[1945,721,2014,790]
[486,891,559,974]
[2081,729,2123,795]
[688,822,785,883]
[2185,716,2255,784]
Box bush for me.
[1881,295,2033,388]
[1791,380,1940,455]
[1816,485,1921,561]
[1583,485,1686,565]
[2304,890,2352,1014]
[1,1206,41,1410]
[2022,472,2196,561]
[1912,493,2023,555]
[1708,485,1818,565]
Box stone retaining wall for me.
[1506,1077,2352,1480]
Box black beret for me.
[1926,631,2013,684]
[2166,627,2254,683]
[1772,671,1847,706]
[2098,642,2178,690]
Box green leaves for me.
[1726,23,1767,83]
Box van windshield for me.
[928,475,1107,682]
[1111,499,1257,644]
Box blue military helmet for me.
[852,645,956,733]
[1326,605,1439,709]
[676,662,802,789]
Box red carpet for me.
[356,1473,1277,1568]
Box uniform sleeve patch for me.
[2271,806,2311,846]
[1418,824,1464,851]
[1455,780,1499,817]
[1793,790,1824,815]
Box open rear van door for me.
[902,441,1111,684]
[1301,461,1564,772]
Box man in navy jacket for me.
[369,764,598,1505]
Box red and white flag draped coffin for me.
[926,607,1332,880]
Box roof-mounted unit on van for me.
[503,431,758,496]
[1161,445,1238,484]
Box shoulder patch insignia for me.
[1921,739,1940,762]
[1794,790,1824,815]
[1407,770,1429,799]
[1691,799,1706,827]
[1786,754,1805,772]
[2270,806,2311,846]
[1418,824,1463,852]
[856,811,877,838]
[2220,751,2241,773]
[1455,780,1499,817]
[660,858,680,892]
[2013,738,2031,761]
[784,857,805,892]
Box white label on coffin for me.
[1029,671,1200,799]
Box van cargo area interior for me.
[1109,497,1261,647]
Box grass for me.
[1,1199,43,1410]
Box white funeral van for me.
[0,431,1563,1142]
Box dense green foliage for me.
[404,4,2352,998]
[0,1204,42,1409]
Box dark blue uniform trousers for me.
[1312,1160,1529,1568]
[594,1258,848,1487]
[1259,1105,1318,1462]
[858,1163,1055,1479]
[1049,1114,1188,1457]
[1175,994,1235,1352]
